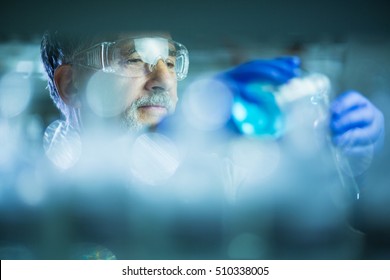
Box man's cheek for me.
[170,92,178,112]
[85,72,129,117]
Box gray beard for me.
[120,89,174,133]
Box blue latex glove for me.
[217,56,301,97]
[330,90,385,156]
[217,57,301,136]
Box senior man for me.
[38,31,385,259]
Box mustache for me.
[133,89,174,112]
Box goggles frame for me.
[73,37,189,81]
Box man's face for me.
[117,59,178,132]
[78,35,180,133]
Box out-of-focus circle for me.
[86,72,127,117]
[0,72,32,118]
[43,120,82,170]
[129,133,181,185]
[182,78,233,131]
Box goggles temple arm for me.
[76,42,112,71]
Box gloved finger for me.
[229,65,295,85]
[232,80,278,104]
[330,91,370,117]
[332,122,382,147]
[228,59,300,84]
[330,104,376,135]
[267,56,301,73]
[274,56,301,69]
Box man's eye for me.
[125,58,143,65]
[166,59,175,69]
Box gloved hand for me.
[330,90,385,156]
[217,56,301,99]
[216,57,301,136]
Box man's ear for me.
[54,65,81,108]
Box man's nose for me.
[145,60,175,92]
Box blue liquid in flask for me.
[231,83,284,138]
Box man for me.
[41,31,384,153]
[41,33,182,134]
[39,31,385,259]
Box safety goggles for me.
[73,37,189,81]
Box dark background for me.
[1,0,390,45]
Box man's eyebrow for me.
[119,48,137,56]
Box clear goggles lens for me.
[74,37,189,81]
